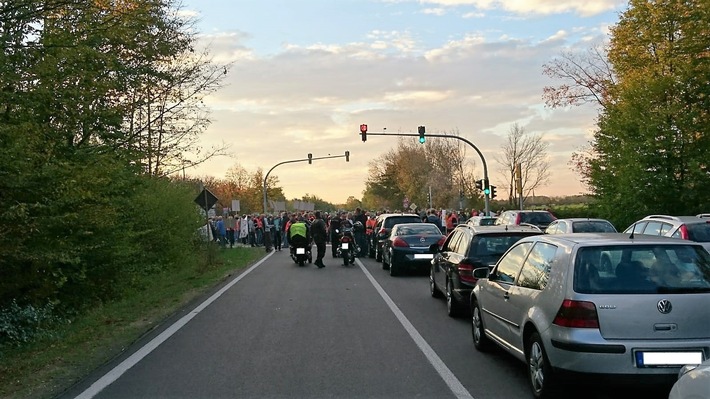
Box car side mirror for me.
[473,267,490,279]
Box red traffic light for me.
[360,124,367,133]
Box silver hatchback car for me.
[470,233,710,398]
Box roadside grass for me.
[0,245,265,399]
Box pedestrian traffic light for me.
[475,179,483,191]
[418,126,426,144]
[360,124,368,142]
[308,153,312,164]
[345,150,350,162]
[490,185,497,199]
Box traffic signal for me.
[360,124,368,142]
[345,150,350,162]
[490,185,497,199]
[308,153,312,164]
[483,179,490,196]
[475,179,483,191]
[418,126,426,144]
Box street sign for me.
[194,188,218,211]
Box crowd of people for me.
[205,207,489,266]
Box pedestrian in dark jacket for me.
[311,211,328,268]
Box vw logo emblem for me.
[657,299,672,314]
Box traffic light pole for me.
[361,131,491,216]
[263,151,350,213]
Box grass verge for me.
[0,245,265,399]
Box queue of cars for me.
[368,211,710,398]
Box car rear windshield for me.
[572,221,616,233]
[520,212,555,225]
[574,245,710,294]
[396,224,440,236]
[469,234,537,258]
[384,216,421,228]
[686,223,710,242]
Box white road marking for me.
[73,251,275,399]
[356,258,475,399]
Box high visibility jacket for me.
[289,222,307,239]
[365,218,376,235]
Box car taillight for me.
[515,214,521,225]
[437,236,446,247]
[392,237,409,248]
[679,225,689,240]
[458,259,477,285]
[552,299,599,328]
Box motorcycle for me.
[336,227,358,266]
[290,236,312,266]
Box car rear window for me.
[520,212,555,225]
[574,245,710,294]
[396,224,440,236]
[469,234,537,257]
[686,223,710,242]
[384,216,421,228]
[572,221,616,233]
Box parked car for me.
[544,218,617,234]
[669,358,710,399]
[368,213,423,261]
[623,214,710,252]
[381,223,446,276]
[466,216,497,226]
[430,224,543,317]
[495,210,557,230]
[470,233,710,398]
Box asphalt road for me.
[60,248,673,399]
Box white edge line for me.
[356,258,475,399]
[73,250,275,399]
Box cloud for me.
[417,0,625,17]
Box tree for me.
[588,0,710,226]
[495,124,551,207]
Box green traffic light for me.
[484,188,490,195]
[419,136,425,144]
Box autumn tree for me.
[495,124,550,207]
[588,0,710,226]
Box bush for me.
[0,300,64,348]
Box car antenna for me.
[629,229,635,239]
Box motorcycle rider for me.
[288,216,310,258]
[310,211,327,268]
[353,207,367,257]
[329,212,342,258]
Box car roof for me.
[458,224,543,234]
[520,232,705,246]
[378,213,419,218]
[392,222,438,229]
[640,215,710,224]
[552,218,614,223]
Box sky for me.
[178,0,628,204]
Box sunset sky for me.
[178,0,627,203]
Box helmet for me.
[353,221,364,231]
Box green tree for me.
[589,0,710,226]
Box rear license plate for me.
[414,254,434,259]
[296,248,305,254]
[341,243,349,249]
[634,351,703,367]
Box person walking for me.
[215,216,227,247]
[310,211,327,268]
[226,214,236,248]
[240,215,249,245]
[263,215,273,252]
[272,213,282,251]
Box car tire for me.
[375,244,382,262]
[389,253,399,276]
[446,279,464,318]
[526,331,558,399]
[430,267,443,298]
[382,248,390,269]
[471,299,492,351]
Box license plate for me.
[296,248,305,254]
[414,254,434,259]
[341,243,349,249]
[634,351,703,367]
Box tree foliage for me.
[587,0,710,227]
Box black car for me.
[430,224,542,317]
[369,213,423,261]
[381,223,446,276]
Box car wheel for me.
[471,299,491,351]
[430,266,443,298]
[446,279,464,318]
[375,244,382,262]
[526,331,557,399]
[389,253,399,276]
[382,248,390,269]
